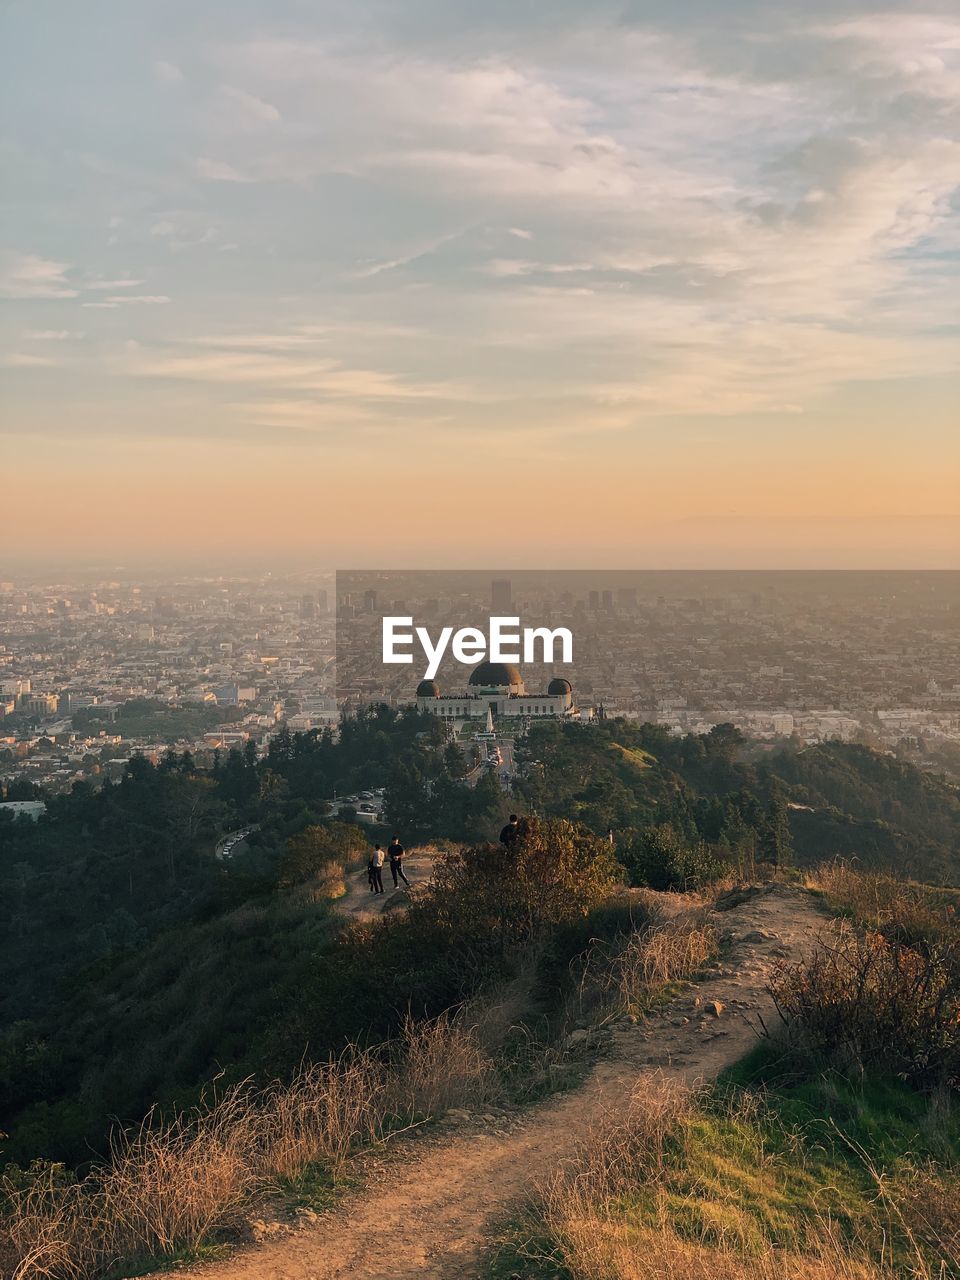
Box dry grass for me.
[601,914,719,1013]
[392,1011,500,1119]
[0,1013,495,1280]
[892,1164,960,1271]
[542,1215,890,1280]
[258,1051,387,1179]
[805,861,960,942]
[531,1078,958,1280]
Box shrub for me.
[619,824,728,892]
[535,898,651,1003]
[769,923,960,1088]
[277,821,368,888]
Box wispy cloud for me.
[1,352,62,368]
[85,278,146,291]
[219,84,281,124]
[194,156,251,182]
[82,295,171,309]
[0,252,77,299]
[154,59,183,84]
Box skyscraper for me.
[491,579,512,612]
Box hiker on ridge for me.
[499,814,520,848]
[388,834,410,889]
[370,843,385,894]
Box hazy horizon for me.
[2,1,958,564]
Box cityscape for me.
[4,568,959,799]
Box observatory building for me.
[415,662,577,722]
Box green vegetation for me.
[491,1061,960,1280]
[72,698,243,742]
[515,719,960,882]
[3,708,960,1271]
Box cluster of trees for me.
[513,719,960,884]
[72,697,244,741]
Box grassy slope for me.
[490,1048,960,1278]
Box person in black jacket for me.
[499,814,520,847]
[388,834,410,888]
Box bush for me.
[277,822,368,889]
[769,924,960,1089]
[619,824,728,892]
[427,817,624,952]
[535,899,651,1002]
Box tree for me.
[620,822,726,891]
[761,795,793,868]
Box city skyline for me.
[2,2,959,565]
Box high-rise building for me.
[317,588,329,614]
[363,589,378,614]
[491,579,512,611]
[300,595,316,619]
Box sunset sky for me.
[2,1,958,566]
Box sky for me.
[1,0,958,567]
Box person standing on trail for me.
[388,834,410,889]
[366,851,377,893]
[370,844,385,894]
[499,814,520,848]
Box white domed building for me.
[415,662,577,723]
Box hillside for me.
[2,712,958,1189]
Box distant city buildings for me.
[491,579,512,611]
[2,571,960,795]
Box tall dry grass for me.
[395,1011,499,1119]
[585,913,719,1014]
[542,1215,893,1280]
[534,1079,956,1280]
[0,1013,494,1280]
[806,861,960,942]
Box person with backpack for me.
[370,844,385,894]
[388,834,410,889]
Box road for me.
[215,826,257,861]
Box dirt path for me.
[336,850,436,920]
[162,885,827,1280]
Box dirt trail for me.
[163,885,827,1280]
[335,850,436,920]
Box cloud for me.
[352,227,472,278]
[23,329,75,341]
[129,334,466,401]
[194,156,251,182]
[3,5,960,442]
[85,278,145,290]
[1,352,61,368]
[219,84,281,124]
[82,295,171,309]
[0,252,77,299]
[154,59,183,84]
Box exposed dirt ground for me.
[160,883,827,1280]
[335,851,437,919]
